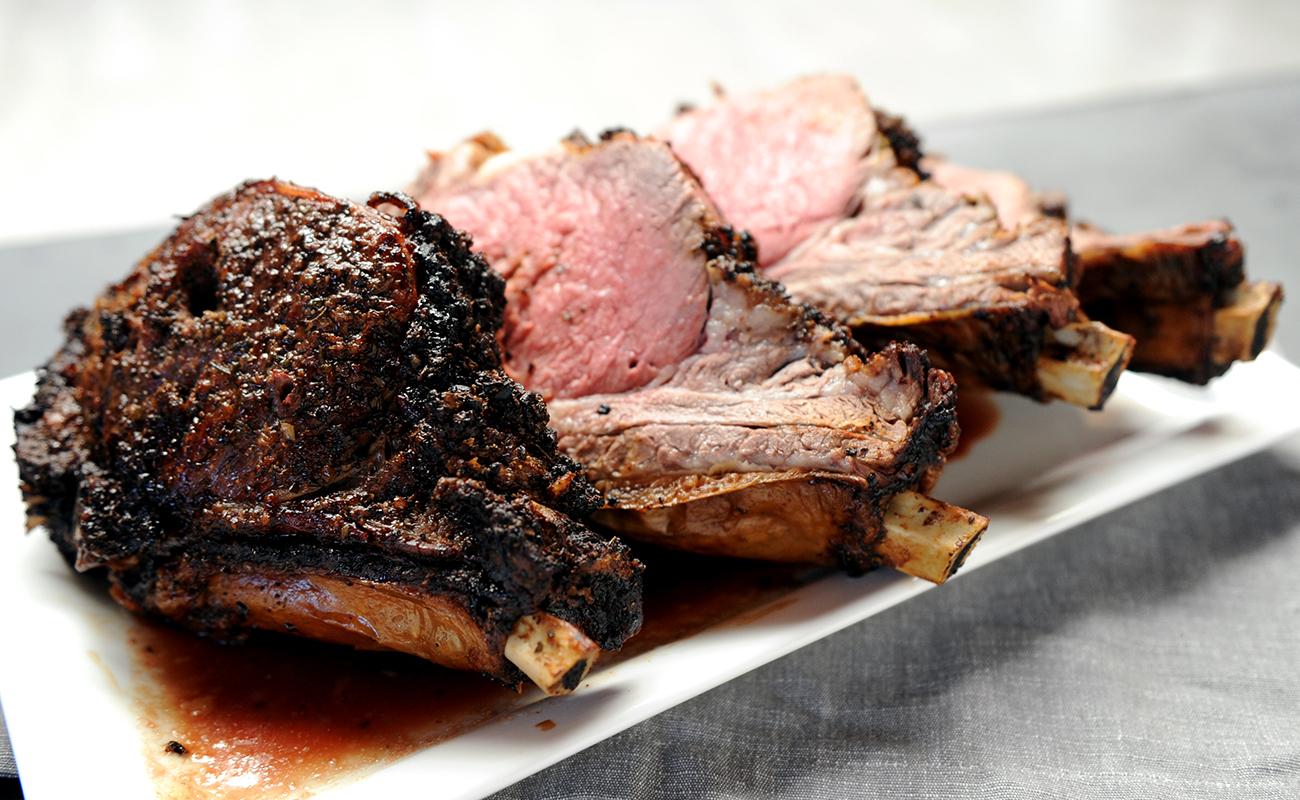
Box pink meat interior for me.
[421,140,712,400]
[662,75,876,266]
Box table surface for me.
[2,77,1298,799]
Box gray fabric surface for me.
[2,76,1299,797]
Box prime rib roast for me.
[924,159,1283,384]
[661,75,1135,410]
[410,131,987,583]
[1072,223,1281,383]
[13,180,644,694]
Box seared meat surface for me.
[925,159,1283,384]
[411,132,985,581]
[1074,221,1245,306]
[663,76,1134,408]
[1073,222,1282,383]
[14,180,642,690]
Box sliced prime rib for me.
[662,75,1134,409]
[410,131,986,583]
[924,160,1284,384]
[14,180,642,694]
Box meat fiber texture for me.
[411,132,958,573]
[13,180,642,683]
[662,76,1081,399]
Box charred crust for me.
[1077,223,1245,305]
[701,223,868,360]
[1076,221,1252,383]
[1061,234,1082,291]
[597,127,634,143]
[13,180,642,679]
[829,479,885,575]
[1036,192,1069,220]
[559,659,588,692]
[823,346,956,574]
[854,306,1052,400]
[1130,359,1227,385]
[1091,349,1129,410]
[873,108,925,175]
[367,191,417,214]
[700,224,758,265]
[1200,232,1247,303]
[1248,301,1272,360]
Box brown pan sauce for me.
[132,554,818,798]
[951,389,1001,461]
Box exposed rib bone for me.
[1212,281,1283,365]
[505,613,601,695]
[1036,320,1135,409]
[876,491,989,583]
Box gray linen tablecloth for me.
[2,76,1298,798]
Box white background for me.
[2,0,1300,245]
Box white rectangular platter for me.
[3,353,1300,799]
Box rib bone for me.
[1036,321,1135,409]
[876,491,989,583]
[1212,281,1283,364]
[505,613,601,695]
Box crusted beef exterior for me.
[662,76,1130,405]
[874,110,924,175]
[411,132,965,574]
[1073,221,1245,305]
[925,156,1283,384]
[1072,222,1281,382]
[14,180,642,684]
